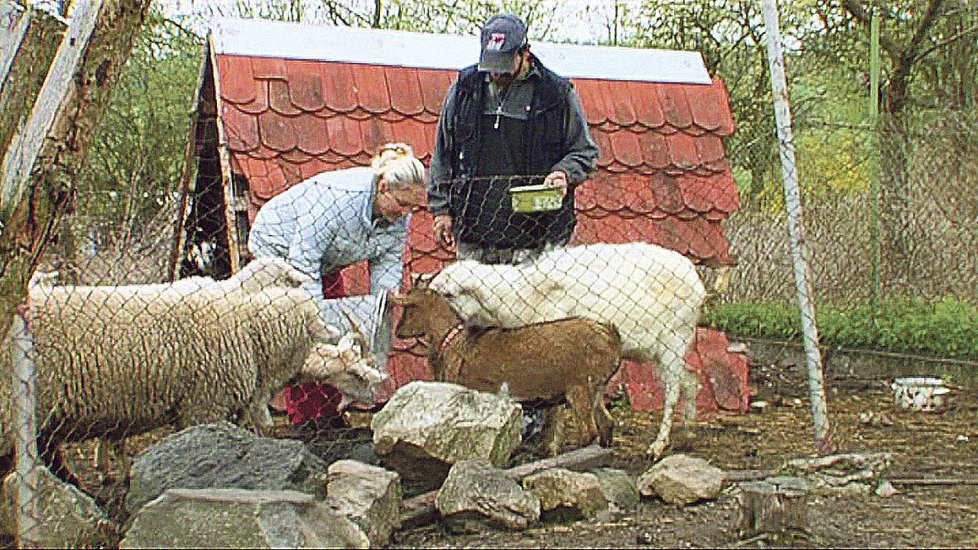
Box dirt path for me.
[393,361,978,548]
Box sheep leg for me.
[567,384,599,448]
[94,438,126,483]
[245,392,275,435]
[94,438,110,473]
[648,350,684,459]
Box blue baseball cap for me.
[479,14,527,73]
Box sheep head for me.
[236,257,311,292]
[301,333,388,408]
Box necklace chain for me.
[493,85,512,130]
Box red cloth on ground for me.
[276,270,347,425]
[284,381,343,425]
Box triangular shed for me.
[174,18,746,412]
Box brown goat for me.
[391,287,622,450]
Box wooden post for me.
[736,477,809,540]
[0,2,31,88]
[206,34,242,275]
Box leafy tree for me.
[71,7,201,267]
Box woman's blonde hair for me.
[371,143,426,190]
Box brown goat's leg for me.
[537,406,565,457]
[567,385,599,448]
[592,388,614,447]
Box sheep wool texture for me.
[0,283,326,458]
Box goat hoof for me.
[647,441,668,460]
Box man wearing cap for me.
[428,14,598,265]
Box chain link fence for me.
[5,7,977,547]
[718,113,978,379]
[726,114,978,305]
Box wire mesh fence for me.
[721,114,978,363]
[5,5,978,546]
[725,115,978,307]
[9,114,978,545]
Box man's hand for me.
[543,170,569,197]
[432,214,455,249]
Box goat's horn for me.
[340,309,370,350]
[414,272,435,288]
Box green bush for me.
[704,297,978,361]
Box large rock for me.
[125,423,328,515]
[371,382,522,486]
[121,489,367,548]
[323,460,402,547]
[435,459,540,531]
[638,454,727,506]
[591,468,640,512]
[522,468,608,521]
[0,467,118,548]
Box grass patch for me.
[704,296,978,361]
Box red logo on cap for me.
[486,32,506,51]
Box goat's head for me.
[301,332,388,408]
[390,287,463,340]
[390,288,430,339]
[237,257,311,292]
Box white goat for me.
[428,242,706,458]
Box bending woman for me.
[248,143,426,424]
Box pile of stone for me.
[1,381,737,547]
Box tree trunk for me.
[879,116,913,282]
[736,478,809,540]
[0,0,153,338]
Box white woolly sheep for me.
[428,242,707,458]
[392,286,622,454]
[47,256,317,299]
[1,280,381,484]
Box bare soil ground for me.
[392,361,978,548]
[54,359,978,548]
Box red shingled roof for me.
[197,26,748,414]
[213,53,739,267]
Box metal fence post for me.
[762,0,833,454]
[9,305,40,548]
[868,9,882,330]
